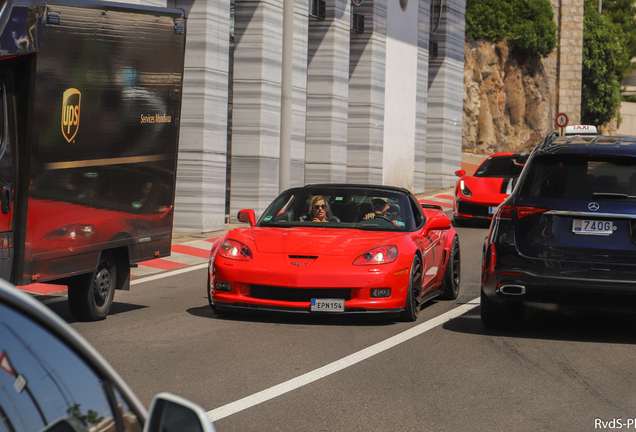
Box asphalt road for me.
[43,225,636,432]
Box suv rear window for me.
[517,154,636,200]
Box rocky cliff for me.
[462,39,556,154]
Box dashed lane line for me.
[206,296,481,422]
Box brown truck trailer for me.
[0,0,186,320]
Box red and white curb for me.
[19,192,455,295]
[128,240,214,277]
[17,239,217,296]
[419,193,454,209]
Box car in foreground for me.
[453,152,528,226]
[208,184,460,321]
[481,130,636,328]
[0,279,215,432]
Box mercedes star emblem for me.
[588,202,600,211]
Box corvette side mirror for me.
[237,209,256,226]
[455,169,466,177]
[144,392,216,432]
[424,215,451,231]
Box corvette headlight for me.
[460,180,472,197]
[353,246,398,265]
[218,239,252,261]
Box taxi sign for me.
[564,125,597,136]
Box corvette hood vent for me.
[288,255,318,259]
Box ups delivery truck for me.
[0,0,186,320]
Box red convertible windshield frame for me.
[257,187,414,231]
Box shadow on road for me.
[42,297,148,324]
[186,304,403,327]
[444,305,636,345]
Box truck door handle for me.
[1,186,11,214]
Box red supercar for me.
[453,152,529,226]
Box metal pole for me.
[279,0,293,192]
[598,0,602,12]
[24,384,48,427]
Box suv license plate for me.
[311,299,344,312]
[572,219,614,236]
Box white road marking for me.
[130,263,208,285]
[41,296,67,305]
[206,297,481,422]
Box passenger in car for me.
[306,195,329,222]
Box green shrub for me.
[581,0,626,126]
[465,0,557,58]
[602,0,636,78]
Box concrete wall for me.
[414,0,430,194]
[346,0,387,185]
[173,0,231,232]
[104,0,466,231]
[618,102,636,136]
[426,0,465,189]
[305,0,351,184]
[552,0,584,125]
[382,0,418,191]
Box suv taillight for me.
[496,205,548,220]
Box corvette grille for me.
[249,285,352,302]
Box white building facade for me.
[111,0,466,232]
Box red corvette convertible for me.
[207,184,460,321]
[453,152,528,226]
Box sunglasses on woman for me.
[313,204,326,210]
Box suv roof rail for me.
[537,130,559,149]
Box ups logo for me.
[61,88,81,142]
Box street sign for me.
[13,374,26,393]
[0,351,16,378]
[556,113,568,128]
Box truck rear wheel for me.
[68,251,117,321]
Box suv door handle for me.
[1,186,11,214]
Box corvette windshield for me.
[258,187,413,231]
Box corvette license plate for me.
[572,219,614,236]
[311,298,344,312]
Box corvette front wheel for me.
[399,255,423,322]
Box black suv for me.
[481,130,636,327]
